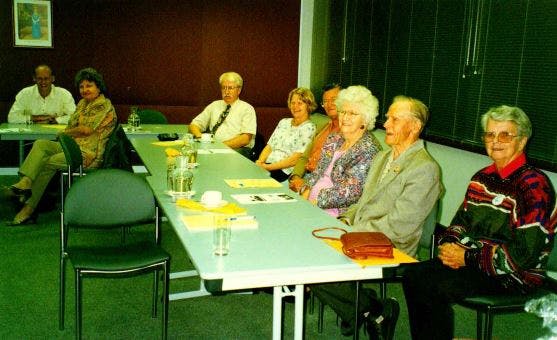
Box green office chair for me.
[59,169,170,339]
[457,240,557,340]
[137,109,168,124]
[59,133,84,211]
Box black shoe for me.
[340,314,367,337]
[2,185,32,203]
[366,298,399,340]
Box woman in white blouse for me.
[255,87,316,181]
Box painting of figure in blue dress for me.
[15,1,51,42]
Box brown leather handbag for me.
[312,227,394,259]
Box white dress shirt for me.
[8,84,76,124]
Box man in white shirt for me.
[189,72,257,157]
[8,64,76,124]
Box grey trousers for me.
[19,139,67,209]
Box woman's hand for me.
[438,242,466,269]
[288,175,304,192]
[255,159,268,169]
[301,188,310,200]
[64,125,93,138]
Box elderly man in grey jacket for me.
[312,95,442,340]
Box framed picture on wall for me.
[12,0,53,48]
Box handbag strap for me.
[311,227,347,241]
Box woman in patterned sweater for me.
[403,105,556,340]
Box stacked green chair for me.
[59,169,170,339]
[137,109,168,124]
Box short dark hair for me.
[322,83,341,92]
[74,67,107,93]
[34,64,53,77]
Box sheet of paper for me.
[197,149,236,154]
[0,128,31,133]
[225,179,282,188]
[231,193,297,205]
[181,214,258,232]
[41,124,67,129]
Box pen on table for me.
[229,216,255,221]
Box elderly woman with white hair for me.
[299,85,381,217]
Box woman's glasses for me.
[482,131,520,143]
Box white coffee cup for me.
[201,191,222,207]
[200,133,213,143]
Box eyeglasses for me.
[338,110,360,118]
[482,131,520,143]
[321,98,337,106]
[221,86,239,91]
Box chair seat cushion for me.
[69,242,170,272]
[459,289,549,310]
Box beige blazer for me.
[343,139,442,256]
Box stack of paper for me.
[181,215,258,232]
[225,179,282,188]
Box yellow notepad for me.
[225,179,282,188]
[152,140,184,147]
[181,214,258,232]
[176,198,247,214]
[41,124,67,130]
[322,239,417,267]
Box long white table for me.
[0,123,188,165]
[131,138,403,339]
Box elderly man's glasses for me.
[482,131,520,143]
[221,86,239,91]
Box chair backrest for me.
[63,169,156,228]
[250,132,266,161]
[59,133,83,171]
[417,201,439,260]
[101,124,133,171]
[137,109,168,124]
[545,237,557,272]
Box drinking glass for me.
[213,215,231,256]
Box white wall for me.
[372,130,557,225]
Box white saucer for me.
[201,200,228,208]
[165,190,195,198]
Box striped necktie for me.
[211,104,231,135]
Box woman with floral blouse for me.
[256,87,316,181]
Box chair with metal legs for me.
[59,169,170,339]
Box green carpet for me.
[0,175,547,339]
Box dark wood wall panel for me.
[0,0,300,118]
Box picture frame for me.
[12,0,53,48]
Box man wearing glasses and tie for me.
[189,72,257,157]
